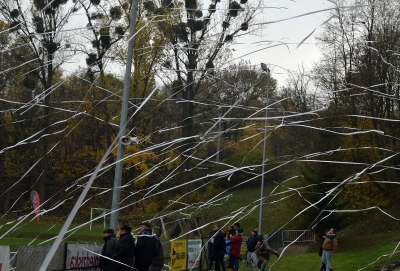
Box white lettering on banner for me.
[0,246,10,271]
[187,239,202,269]
[66,244,101,271]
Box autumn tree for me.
[312,0,400,210]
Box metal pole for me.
[110,0,139,232]
[216,111,221,162]
[258,63,270,237]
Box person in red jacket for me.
[229,228,243,271]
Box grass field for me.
[1,186,400,271]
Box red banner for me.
[29,190,40,223]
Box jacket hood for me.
[327,234,337,240]
[140,228,153,235]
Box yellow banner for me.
[240,245,247,256]
[170,240,187,271]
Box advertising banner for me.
[170,239,187,271]
[240,244,247,256]
[66,244,101,271]
[29,190,40,223]
[0,246,10,271]
[187,239,202,269]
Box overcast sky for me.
[233,0,334,86]
[65,0,334,87]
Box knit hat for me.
[103,228,114,234]
[236,228,243,234]
[252,229,258,235]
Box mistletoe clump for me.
[109,6,122,20]
[10,9,19,18]
[229,1,242,17]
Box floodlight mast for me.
[258,62,270,238]
[109,0,140,232]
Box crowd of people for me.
[99,221,336,271]
[99,222,164,271]
[208,223,280,271]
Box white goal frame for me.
[90,208,109,231]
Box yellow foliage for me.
[145,200,159,213]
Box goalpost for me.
[90,208,110,231]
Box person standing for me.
[227,225,235,238]
[112,225,135,271]
[148,234,164,271]
[99,229,117,271]
[246,229,260,271]
[318,231,329,271]
[134,222,158,271]
[212,225,226,271]
[229,228,243,271]
[321,228,337,271]
[208,225,217,271]
[255,240,280,271]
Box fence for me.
[282,229,315,243]
[15,244,66,271]
[11,234,260,271]
[266,229,283,249]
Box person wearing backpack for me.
[134,222,158,271]
[148,235,164,271]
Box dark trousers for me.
[209,251,216,270]
[215,251,226,271]
[134,261,151,271]
[148,265,163,271]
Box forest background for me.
[0,0,400,242]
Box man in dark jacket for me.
[246,229,260,271]
[112,225,135,271]
[208,225,217,271]
[212,225,226,271]
[100,229,117,271]
[134,222,158,271]
[148,235,164,271]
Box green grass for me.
[258,238,400,271]
[1,186,400,271]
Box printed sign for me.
[240,244,247,256]
[187,239,202,269]
[0,246,10,271]
[170,240,187,271]
[66,244,101,271]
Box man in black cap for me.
[112,225,135,271]
[134,222,158,271]
[100,229,117,271]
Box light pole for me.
[258,62,270,238]
[109,0,139,232]
[216,110,222,162]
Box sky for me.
[232,0,334,86]
[63,0,335,87]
